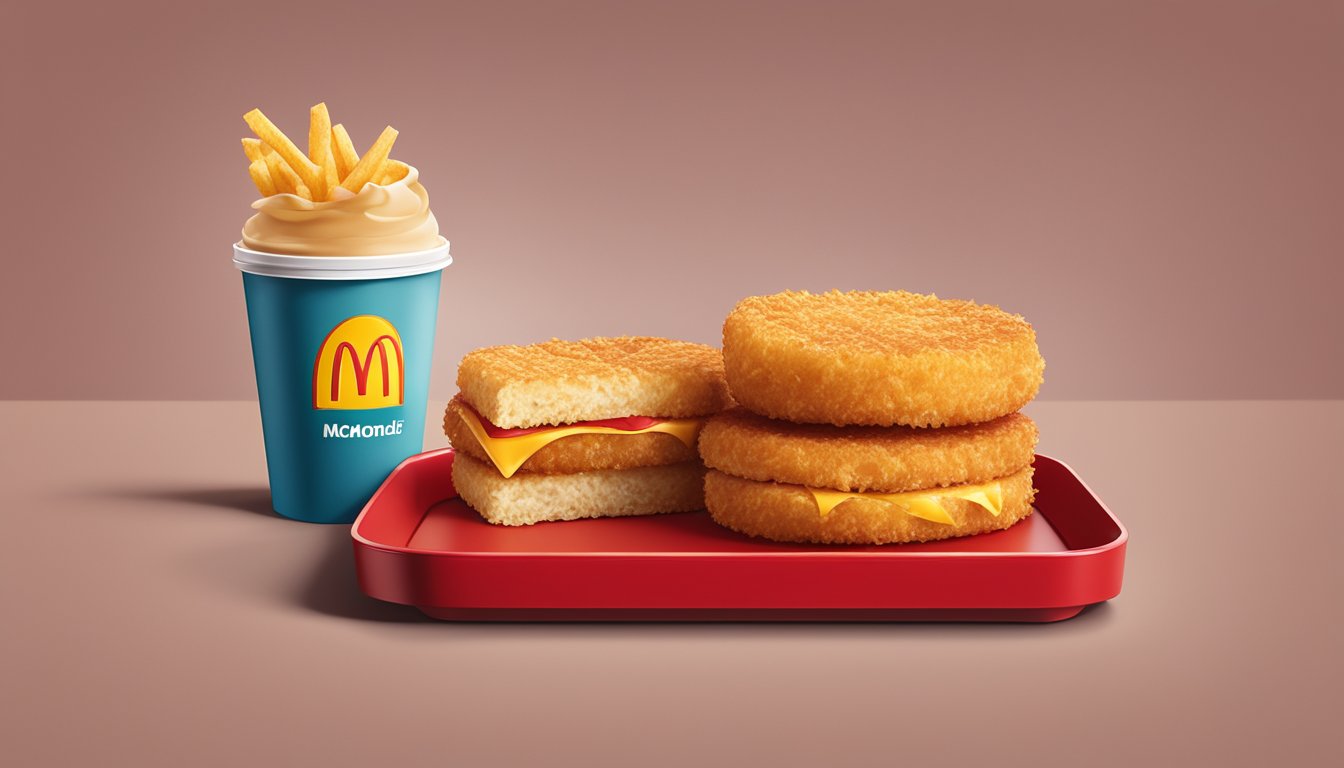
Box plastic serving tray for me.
[352,449,1126,622]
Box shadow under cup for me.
[234,240,451,524]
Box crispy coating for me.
[723,290,1044,427]
[443,394,698,475]
[705,467,1035,545]
[453,453,706,526]
[699,407,1036,493]
[458,336,733,429]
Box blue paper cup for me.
[234,239,451,523]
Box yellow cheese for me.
[806,480,1004,525]
[457,408,703,478]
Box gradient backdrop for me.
[3,0,1339,401]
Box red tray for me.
[352,449,1126,622]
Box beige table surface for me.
[2,401,1340,766]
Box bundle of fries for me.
[241,103,409,201]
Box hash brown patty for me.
[705,466,1035,545]
[699,407,1036,493]
[722,291,1044,427]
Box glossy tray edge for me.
[418,607,1090,623]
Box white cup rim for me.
[233,237,451,280]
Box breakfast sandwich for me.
[445,337,732,526]
[703,290,1044,545]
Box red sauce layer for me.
[469,404,664,439]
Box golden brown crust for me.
[443,394,698,475]
[705,467,1036,545]
[456,336,732,429]
[699,408,1036,493]
[723,291,1044,427]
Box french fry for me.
[331,124,358,179]
[265,151,311,199]
[307,103,332,200]
[263,151,293,194]
[378,159,410,185]
[340,126,398,192]
[307,103,332,163]
[322,151,339,195]
[248,158,277,196]
[243,108,322,194]
[242,137,267,164]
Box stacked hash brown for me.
[700,291,1044,545]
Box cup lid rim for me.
[233,238,451,279]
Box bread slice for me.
[456,336,732,429]
[452,452,707,526]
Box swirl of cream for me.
[242,166,440,256]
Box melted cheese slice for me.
[457,408,703,478]
[807,480,1004,525]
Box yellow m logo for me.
[313,316,404,410]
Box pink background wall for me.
[4,0,1339,400]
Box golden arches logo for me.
[313,316,404,410]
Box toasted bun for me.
[443,394,697,474]
[457,336,732,429]
[705,467,1035,545]
[452,453,707,526]
[723,290,1044,427]
[699,407,1036,493]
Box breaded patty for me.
[723,290,1044,427]
[458,336,732,429]
[444,395,698,475]
[705,466,1035,545]
[700,407,1036,493]
[453,453,707,526]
